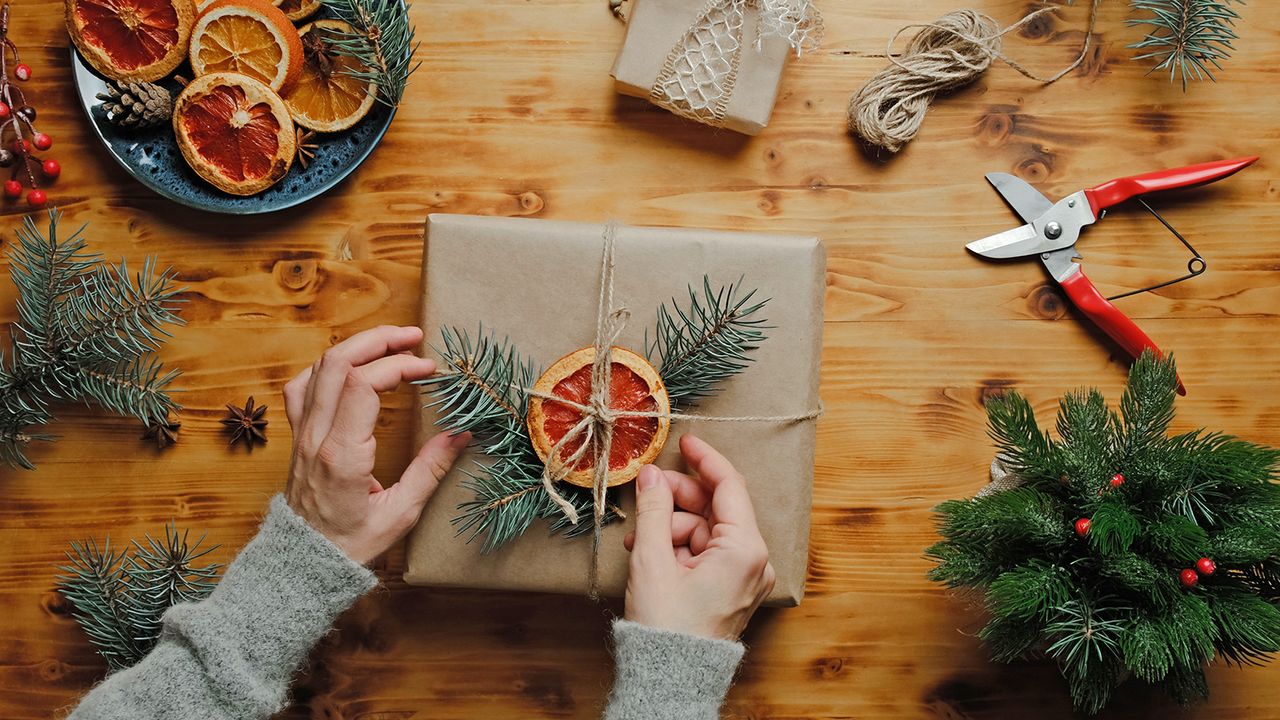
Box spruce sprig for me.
[418,278,768,552]
[321,0,420,106]
[1,211,184,469]
[647,277,769,406]
[58,526,221,672]
[928,351,1280,713]
[1128,0,1244,88]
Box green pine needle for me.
[928,351,1280,713]
[1,211,184,469]
[1128,1,1244,89]
[321,0,420,106]
[58,525,220,672]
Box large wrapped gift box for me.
[611,0,820,135]
[405,214,824,605]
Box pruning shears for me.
[966,156,1259,396]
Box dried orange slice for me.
[189,0,303,92]
[275,0,321,22]
[66,0,196,82]
[527,347,670,488]
[282,20,377,132]
[172,72,295,195]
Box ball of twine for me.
[848,4,1097,155]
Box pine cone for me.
[96,80,173,129]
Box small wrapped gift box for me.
[610,0,822,135]
[404,214,824,605]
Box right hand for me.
[622,434,775,641]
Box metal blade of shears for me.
[965,224,1040,258]
[986,173,1053,224]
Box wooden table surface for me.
[3,0,1280,717]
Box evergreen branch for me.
[988,561,1072,620]
[1118,350,1177,456]
[646,277,769,407]
[321,0,420,106]
[1,211,184,468]
[1207,587,1280,665]
[1128,0,1244,89]
[416,326,535,459]
[58,527,220,672]
[984,391,1058,482]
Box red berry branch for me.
[0,3,57,209]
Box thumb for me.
[389,430,470,512]
[633,465,675,561]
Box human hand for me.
[283,325,470,564]
[622,434,775,641]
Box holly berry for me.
[16,105,35,122]
[0,102,9,119]
[42,159,60,178]
[1180,568,1199,588]
[14,63,31,81]
[1074,517,1092,537]
[32,133,51,151]
[1197,557,1216,576]
[3,180,20,199]
[26,189,46,208]
[1110,473,1125,488]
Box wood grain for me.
[2,0,1280,717]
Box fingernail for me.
[637,465,658,492]
[451,431,472,446]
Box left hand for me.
[283,325,470,564]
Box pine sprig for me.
[929,351,1280,713]
[1128,0,1244,88]
[321,0,420,106]
[419,278,767,552]
[58,525,220,672]
[646,276,769,406]
[0,211,184,469]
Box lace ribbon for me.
[650,0,822,127]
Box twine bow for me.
[521,222,823,594]
[650,0,823,127]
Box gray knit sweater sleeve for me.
[67,495,377,720]
[603,620,746,720]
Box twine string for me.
[848,1,1100,154]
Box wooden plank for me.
[2,0,1280,718]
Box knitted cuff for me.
[160,495,378,713]
[604,620,745,720]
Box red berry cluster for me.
[0,5,57,208]
[1180,557,1216,588]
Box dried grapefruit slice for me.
[282,20,377,132]
[66,0,196,82]
[528,346,670,488]
[172,72,295,195]
[275,0,321,22]
[189,0,303,92]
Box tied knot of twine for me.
[847,2,1099,154]
[522,222,823,595]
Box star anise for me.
[142,417,181,449]
[222,396,268,449]
[295,128,318,169]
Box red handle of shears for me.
[1059,271,1186,395]
[1084,156,1259,217]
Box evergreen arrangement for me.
[1128,0,1245,87]
[58,526,221,671]
[417,277,768,552]
[1,211,184,469]
[927,352,1280,714]
[321,0,420,106]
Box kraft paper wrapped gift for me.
[610,0,822,135]
[404,214,824,605]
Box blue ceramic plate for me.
[70,11,396,215]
